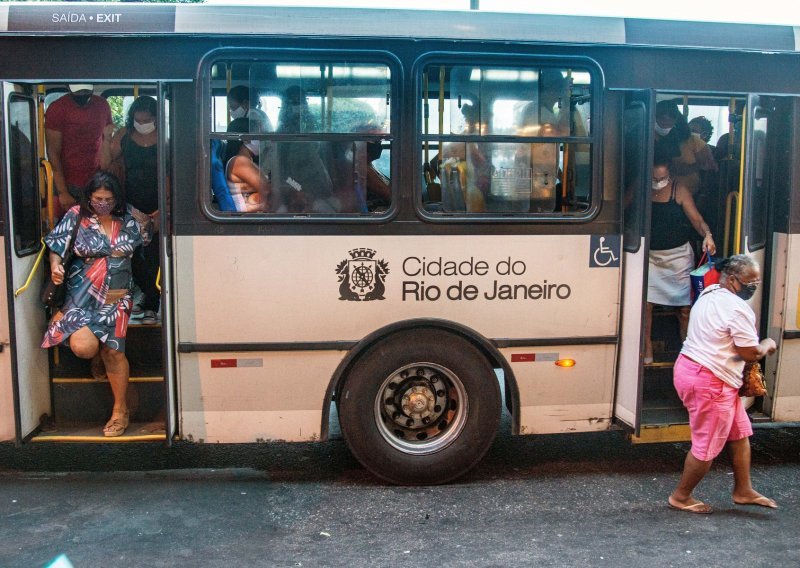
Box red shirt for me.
[45,94,113,189]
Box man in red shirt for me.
[45,84,113,216]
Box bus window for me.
[7,94,40,255]
[207,58,393,216]
[420,61,595,217]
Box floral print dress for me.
[41,204,152,352]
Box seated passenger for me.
[225,118,270,212]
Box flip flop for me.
[734,496,778,509]
[668,500,713,514]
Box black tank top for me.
[650,182,692,251]
[122,134,158,214]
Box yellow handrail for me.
[155,267,161,292]
[40,158,55,230]
[14,240,47,298]
[734,105,747,255]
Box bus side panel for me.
[508,343,616,434]
[178,351,344,443]
[0,236,14,441]
[771,232,800,421]
[174,234,620,441]
[175,234,619,343]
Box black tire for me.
[338,329,501,485]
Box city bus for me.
[1,2,799,484]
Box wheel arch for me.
[319,318,521,440]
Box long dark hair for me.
[125,95,158,131]
[80,171,126,217]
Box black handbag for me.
[40,215,81,309]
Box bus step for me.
[52,381,165,424]
[630,423,691,444]
[31,421,166,443]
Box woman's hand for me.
[702,233,716,255]
[761,338,777,356]
[51,262,65,285]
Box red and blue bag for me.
[690,252,720,303]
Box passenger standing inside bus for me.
[41,171,152,437]
[45,84,113,217]
[653,100,717,195]
[274,86,335,212]
[669,255,777,513]
[645,156,716,364]
[227,85,272,133]
[101,96,161,325]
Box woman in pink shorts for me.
[669,254,777,513]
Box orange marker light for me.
[555,359,576,368]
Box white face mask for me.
[134,121,156,135]
[652,177,670,191]
[230,106,247,120]
[244,140,260,156]
[654,124,673,137]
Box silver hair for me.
[719,254,758,279]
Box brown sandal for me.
[103,411,129,437]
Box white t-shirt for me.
[680,284,759,388]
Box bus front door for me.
[0,82,50,442]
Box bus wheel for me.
[339,329,501,485]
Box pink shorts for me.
[673,354,753,461]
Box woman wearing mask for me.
[668,255,777,513]
[101,95,161,325]
[654,100,717,195]
[225,117,271,212]
[42,171,152,437]
[645,156,716,364]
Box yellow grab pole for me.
[423,72,429,164]
[14,240,47,297]
[734,106,747,254]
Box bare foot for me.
[668,494,713,514]
[733,491,777,509]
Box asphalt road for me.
[1,421,799,568]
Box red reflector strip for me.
[211,359,237,368]
[511,354,536,362]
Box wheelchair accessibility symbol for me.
[590,235,621,268]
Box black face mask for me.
[735,282,758,301]
[733,275,758,301]
[366,141,383,162]
[71,94,91,106]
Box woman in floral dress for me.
[42,171,151,437]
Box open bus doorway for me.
[1,82,171,443]
[636,92,793,436]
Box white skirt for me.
[648,241,694,306]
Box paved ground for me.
[1,422,799,567]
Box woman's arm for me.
[677,184,716,254]
[735,338,777,362]
[49,251,65,284]
[99,125,124,170]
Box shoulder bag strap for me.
[60,213,82,266]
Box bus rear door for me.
[743,94,800,422]
[0,82,50,442]
[614,90,655,437]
